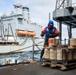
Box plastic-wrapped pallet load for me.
[57,47,66,60]
[66,50,73,60]
[50,47,57,60]
[68,38,76,60]
[43,48,50,59]
[73,50,76,60]
[48,38,58,60]
[70,38,76,46]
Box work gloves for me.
[49,34,58,37]
[41,33,57,38]
[41,33,44,37]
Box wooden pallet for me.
[41,62,50,67]
[41,60,76,71]
[51,60,76,64]
[68,45,76,49]
[50,63,76,71]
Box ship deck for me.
[0,61,76,75]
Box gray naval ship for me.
[0,4,43,54]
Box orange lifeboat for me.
[27,31,36,36]
[18,31,36,36]
[18,31,28,35]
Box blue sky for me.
[0,0,76,39]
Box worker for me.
[40,20,59,61]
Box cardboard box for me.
[48,38,59,46]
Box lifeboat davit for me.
[18,31,36,36]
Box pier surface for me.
[0,61,76,75]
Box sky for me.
[0,0,76,39]
[0,0,55,26]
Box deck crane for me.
[53,0,75,44]
[55,0,72,9]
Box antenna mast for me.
[13,1,22,14]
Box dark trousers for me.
[40,38,49,59]
[44,38,48,46]
[40,48,44,59]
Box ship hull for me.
[0,38,44,54]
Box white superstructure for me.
[0,5,44,54]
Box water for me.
[0,51,41,65]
